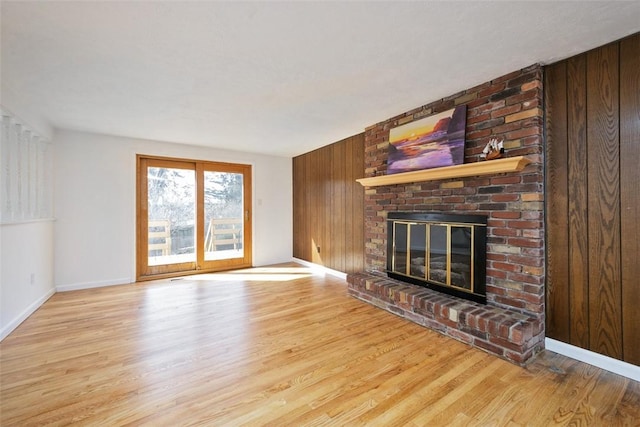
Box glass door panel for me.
[204,171,244,261]
[198,162,252,272]
[429,224,448,284]
[138,158,197,279]
[147,166,196,266]
[392,222,408,275]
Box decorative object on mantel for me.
[480,138,504,160]
[356,156,532,187]
[387,105,467,174]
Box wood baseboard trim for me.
[56,277,132,292]
[1,288,55,341]
[545,338,640,382]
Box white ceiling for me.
[2,1,638,157]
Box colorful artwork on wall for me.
[387,105,467,174]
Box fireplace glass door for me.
[388,212,487,304]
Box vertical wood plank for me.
[566,54,590,348]
[294,154,306,260]
[292,155,303,259]
[344,136,355,273]
[352,134,365,273]
[300,155,306,261]
[303,154,311,262]
[321,145,331,268]
[619,33,640,365]
[308,148,316,264]
[309,149,321,264]
[331,141,346,272]
[544,61,571,342]
[298,153,309,262]
[586,43,622,359]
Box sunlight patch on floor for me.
[189,266,315,282]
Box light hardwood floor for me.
[1,264,639,426]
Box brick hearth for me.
[348,64,546,365]
[348,272,543,365]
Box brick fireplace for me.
[347,64,545,365]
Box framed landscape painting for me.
[387,105,467,174]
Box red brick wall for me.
[363,64,544,319]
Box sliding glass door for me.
[137,156,252,280]
[198,162,252,271]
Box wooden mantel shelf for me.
[356,156,532,187]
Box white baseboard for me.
[56,277,131,292]
[1,288,55,341]
[291,258,347,281]
[545,338,640,382]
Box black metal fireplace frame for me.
[386,212,488,304]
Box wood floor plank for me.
[1,263,639,426]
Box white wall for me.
[1,221,55,339]
[53,129,292,289]
[0,108,55,340]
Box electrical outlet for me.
[317,246,321,253]
[30,273,35,285]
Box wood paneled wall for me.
[545,33,639,365]
[293,134,365,274]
